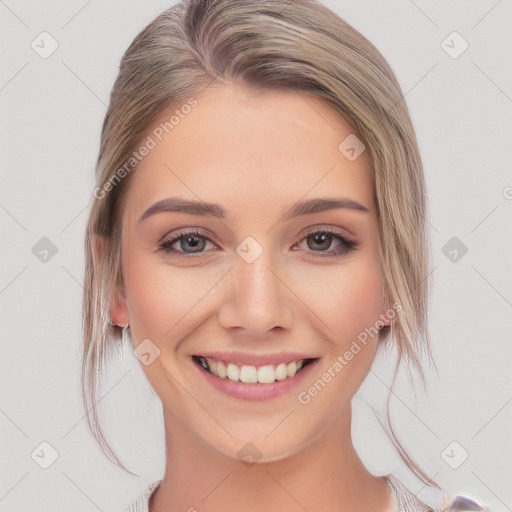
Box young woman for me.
[81,1,488,510]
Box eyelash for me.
[157,228,358,258]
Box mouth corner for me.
[191,354,209,370]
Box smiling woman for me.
[81,1,488,511]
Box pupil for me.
[181,235,205,252]
[308,232,331,251]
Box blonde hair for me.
[82,0,436,485]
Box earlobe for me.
[92,233,130,327]
[378,288,395,327]
[377,302,393,328]
[110,290,130,327]
[379,311,392,326]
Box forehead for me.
[124,84,374,223]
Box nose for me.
[217,252,295,336]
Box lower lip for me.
[192,359,319,401]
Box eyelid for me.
[157,226,215,244]
[294,223,355,244]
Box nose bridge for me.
[239,254,278,301]
[218,247,294,334]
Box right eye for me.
[157,229,218,257]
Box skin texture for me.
[110,83,394,511]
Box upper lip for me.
[192,351,319,366]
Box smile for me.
[193,355,315,384]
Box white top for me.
[122,474,489,511]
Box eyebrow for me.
[138,196,369,224]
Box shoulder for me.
[385,474,490,512]
[126,476,490,512]
[123,480,162,512]
[443,493,490,511]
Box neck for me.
[150,405,391,512]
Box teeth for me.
[257,365,275,384]
[216,360,227,378]
[240,365,258,383]
[199,357,308,384]
[275,363,287,381]
[286,361,297,378]
[226,363,240,381]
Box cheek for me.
[122,249,222,340]
[122,248,178,338]
[337,265,383,337]
[294,261,384,422]
[295,257,384,344]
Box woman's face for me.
[111,83,391,462]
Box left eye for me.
[157,229,358,257]
[294,230,358,256]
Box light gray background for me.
[1,1,511,510]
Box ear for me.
[378,312,392,327]
[92,234,130,327]
[110,290,130,327]
[378,289,394,327]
